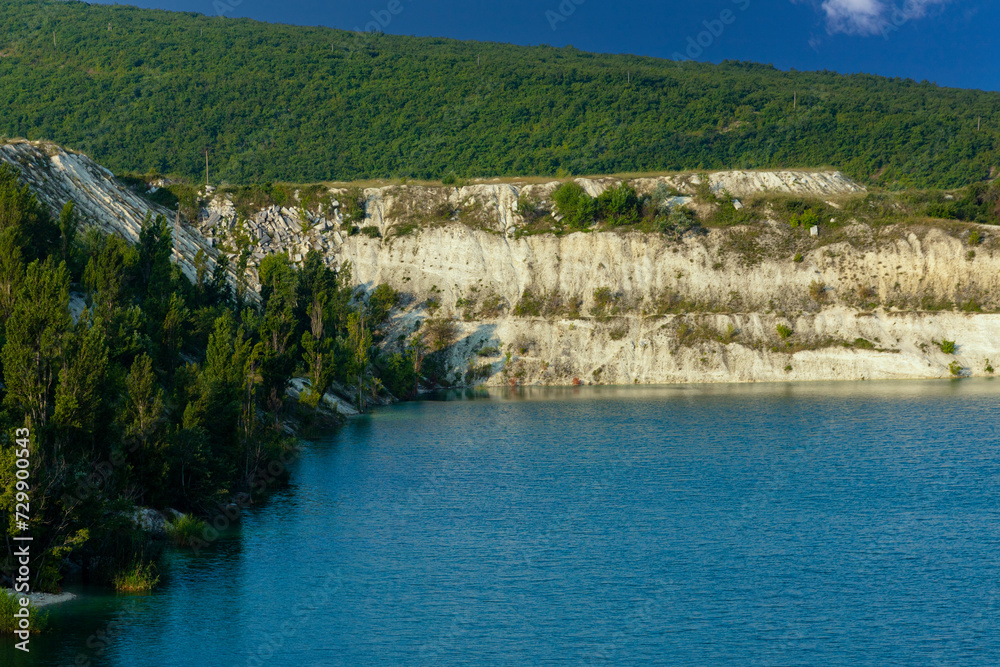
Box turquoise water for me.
[7,380,1000,666]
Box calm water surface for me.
[8,380,1000,666]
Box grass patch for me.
[0,590,48,635]
[166,514,209,547]
[111,560,160,593]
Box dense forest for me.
[0,1,998,188]
[0,163,416,597]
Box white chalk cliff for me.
[3,139,997,387]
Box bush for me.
[381,350,417,398]
[551,182,597,229]
[516,194,543,224]
[464,362,493,384]
[513,289,545,317]
[776,324,794,339]
[441,171,458,185]
[166,514,209,547]
[368,284,399,328]
[853,338,875,350]
[478,346,500,357]
[793,253,804,263]
[341,187,366,225]
[596,183,642,226]
[949,361,963,376]
[939,339,957,354]
[657,207,698,236]
[790,208,819,228]
[0,590,48,635]
[112,560,160,593]
[969,230,982,246]
[360,225,381,238]
[423,318,458,351]
[608,323,628,340]
[591,287,623,320]
[809,280,827,303]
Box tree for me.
[1,259,71,436]
[53,316,109,449]
[0,163,58,260]
[120,353,166,504]
[58,202,78,266]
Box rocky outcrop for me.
[0,139,220,282]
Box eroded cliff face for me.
[0,140,220,281]
[3,139,997,387]
[334,225,1000,386]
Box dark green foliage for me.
[0,3,998,187]
[939,339,957,354]
[596,184,642,227]
[0,164,59,261]
[0,170,402,594]
[552,183,598,229]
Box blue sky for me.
[91,0,997,91]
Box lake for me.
[7,380,1000,665]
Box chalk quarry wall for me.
[3,139,998,387]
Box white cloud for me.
[818,0,952,35]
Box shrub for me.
[478,292,507,318]
[381,349,418,399]
[423,318,458,351]
[853,338,875,350]
[776,324,794,339]
[441,171,458,185]
[551,182,597,229]
[591,287,623,320]
[809,280,827,303]
[112,560,160,593]
[986,359,995,374]
[516,194,543,224]
[360,225,381,238]
[424,297,441,314]
[341,187,366,225]
[949,361,963,376]
[657,207,698,236]
[969,230,982,246]
[790,208,819,228]
[596,183,642,226]
[0,590,48,635]
[784,364,793,373]
[167,514,209,547]
[608,323,628,340]
[793,253,804,263]
[478,346,500,357]
[464,362,493,385]
[939,339,957,354]
[368,284,400,327]
[513,289,544,317]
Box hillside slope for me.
[0,0,997,187]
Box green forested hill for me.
[0,0,997,187]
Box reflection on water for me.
[7,379,1000,666]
